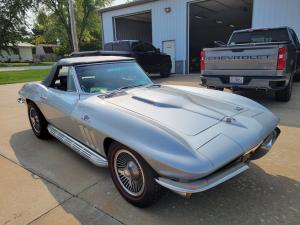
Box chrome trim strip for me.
[47,124,108,167]
[155,162,249,194]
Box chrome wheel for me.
[114,149,145,196]
[29,107,41,134]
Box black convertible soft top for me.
[42,56,134,87]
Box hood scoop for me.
[131,95,182,108]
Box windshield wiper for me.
[103,84,145,98]
[117,84,145,91]
[146,84,161,88]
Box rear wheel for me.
[207,86,224,91]
[27,102,50,139]
[108,142,162,207]
[160,63,171,78]
[294,72,300,82]
[275,78,293,102]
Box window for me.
[113,41,130,51]
[51,66,77,92]
[104,43,113,51]
[133,42,155,52]
[133,43,145,52]
[290,29,299,45]
[143,43,155,52]
[75,62,152,94]
[229,29,290,45]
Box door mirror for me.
[214,41,226,47]
[155,48,160,53]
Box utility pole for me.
[68,0,79,52]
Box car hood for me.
[104,85,257,136]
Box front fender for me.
[19,83,48,105]
[75,96,214,180]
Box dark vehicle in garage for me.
[200,27,300,102]
[71,40,172,77]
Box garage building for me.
[99,0,300,74]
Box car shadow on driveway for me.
[9,129,300,225]
[234,83,300,129]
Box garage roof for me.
[98,0,158,13]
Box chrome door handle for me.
[40,96,48,100]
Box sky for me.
[113,0,128,5]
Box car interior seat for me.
[59,76,68,91]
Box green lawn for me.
[0,62,54,67]
[0,69,50,85]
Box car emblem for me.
[235,106,243,111]
[224,117,234,123]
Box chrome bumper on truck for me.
[201,75,290,90]
[156,128,280,197]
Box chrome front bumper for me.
[156,127,281,197]
[156,162,249,196]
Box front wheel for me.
[27,102,50,139]
[275,78,293,102]
[108,142,162,207]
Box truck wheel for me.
[160,63,171,78]
[294,73,300,82]
[207,86,224,91]
[27,101,50,139]
[108,142,162,207]
[275,78,293,102]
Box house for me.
[0,42,35,62]
[99,0,300,74]
[34,44,59,62]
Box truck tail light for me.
[277,47,287,70]
[200,51,205,71]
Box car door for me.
[40,66,80,137]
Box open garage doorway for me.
[114,11,152,43]
[188,0,253,73]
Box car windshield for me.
[75,61,153,94]
[229,29,290,45]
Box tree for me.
[0,0,34,51]
[32,0,112,55]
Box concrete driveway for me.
[0,75,299,225]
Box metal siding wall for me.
[101,0,189,73]
[252,0,300,37]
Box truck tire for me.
[294,72,300,82]
[160,63,171,78]
[207,86,224,91]
[275,78,293,102]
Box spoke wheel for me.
[108,142,163,207]
[27,101,50,139]
[29,107,41,134]
[114,149,145,197]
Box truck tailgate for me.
[204,45,279,71]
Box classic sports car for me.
[18,56,280,207]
